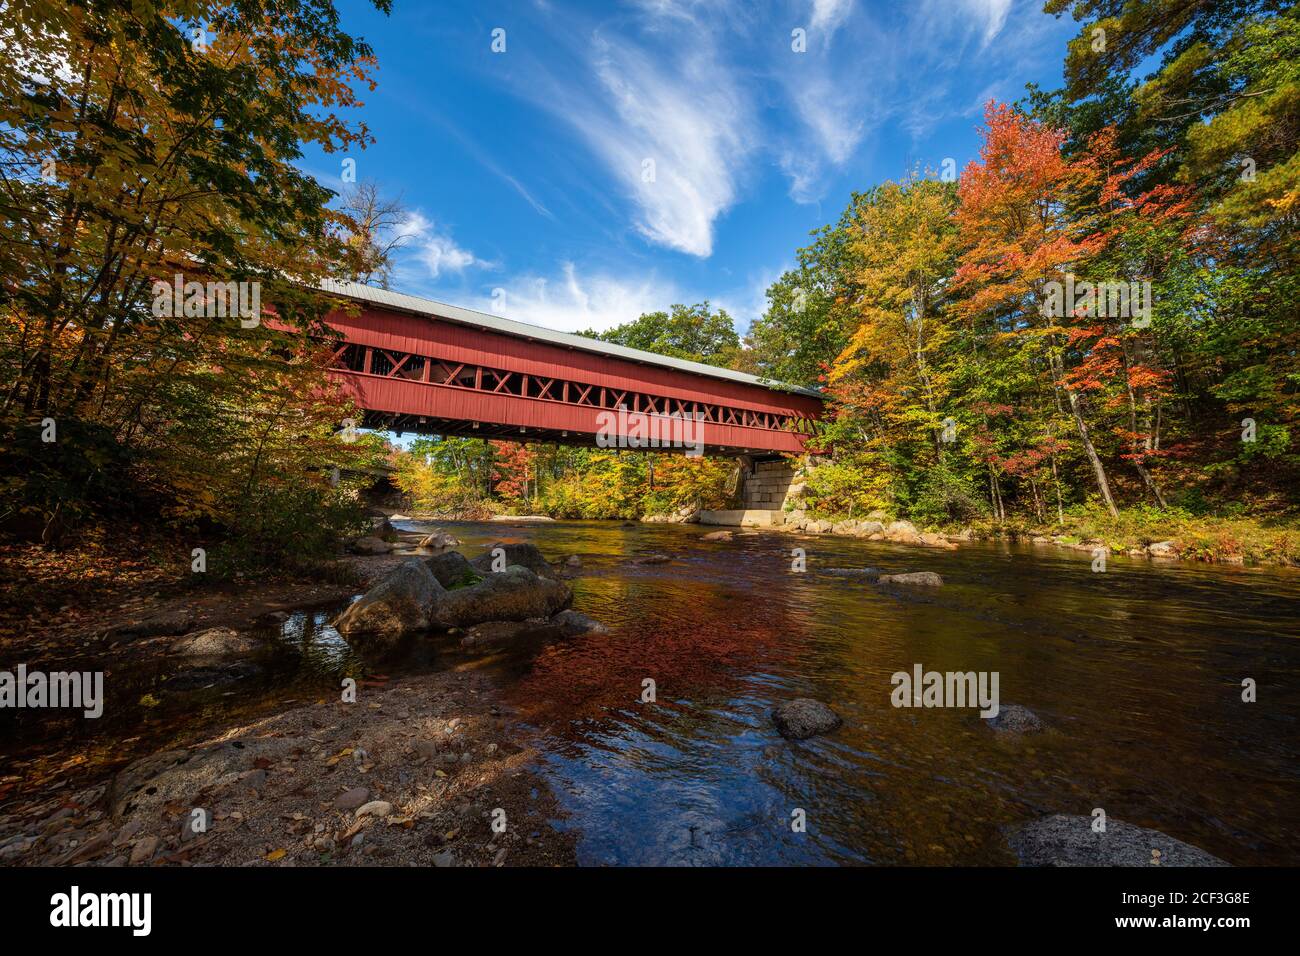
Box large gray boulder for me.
[430,566,572,629]
[335,560,443,647]
[771,698,842,740]
[424,550,480,590]
[1008,815,1228,867]
[470,542,559,579]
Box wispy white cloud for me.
[396,211,490,279]
[476,0,1066,243]
[963,0,1013,45]
[555,34,753,257]
[473,262,681,333]
[810,0,854,38]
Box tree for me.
[339,181,413,288]
[746,197,867,386]
[0,0,391,553]
[952,102,1122,516]
[828,176,959,464]
[581,302,740,366]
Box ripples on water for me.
[403,518,1300,867]
[6,518,1296,866]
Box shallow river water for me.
[5,518,1297,866]
[402,519,1300,866]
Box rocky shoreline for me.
[0,668,575,867]
[0,536,592,868]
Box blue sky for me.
[306,0,1079,337]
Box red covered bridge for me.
[316,281,824,456]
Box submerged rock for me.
[771,698,842,740]
[255,610,291,628]
[701,530,734,542]
[550,609,609,637]
[877,571,944,587]
[1007,814,1229,867]
[460,619,561,649]
[630,552,673,565]
[430,566,572,629]
[985,703,1044,734]
[164,661,263,691]
[825,567,882,580]
[335,560,443,647]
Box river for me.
[397,518,1300,866]
[4,518,1297,866]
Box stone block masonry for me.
[740,458,798,510]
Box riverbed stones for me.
[334,787,370,811]
[1147,539,1178,557]
[1007,814,1228,867]
[430,566,572,629]
[335,560,443,647]
[771,698,842,740]
[877,571,944,587]
[985,703,1044,734]
[701,530,734,542]
[129,835,160,864]
[355,800,392,819]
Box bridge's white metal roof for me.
[319,279,823,400]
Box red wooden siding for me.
[321,303,824,455]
